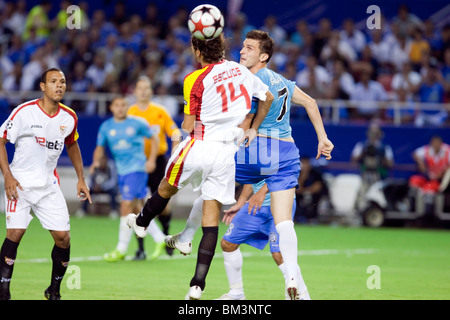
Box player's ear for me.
[39,81,46,92]
[259,53,269,63]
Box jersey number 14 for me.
[216,83,251,113]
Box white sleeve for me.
[0,109,22,144]
[251,73,269,101]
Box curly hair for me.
[191,33,226,64]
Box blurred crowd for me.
[0,1,449,125]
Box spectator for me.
[350,67,388,120]
[291,20,309,49]
[392,4,424,38]
[260,15,287,47]
[229,12,254,43]
[70,33,94,71]
[312,18,332,58]
[320,31,357,66]
[415,62,446,127]
[111,1,128,28]
[440,48,450,101]
[3,0,27,37]
[7,35,26,65]
[20,47,49,91]
[143,2,166,38]
[385,88,416,124]
[368,29,391,66]
[2,61,23,107]
[340,18,366,55]
[23,0,53,41]
[423,19,442,60]
[86,50,114,91]
[391,61,422,100]
[68,60,95,113]
[389,34,412,72]
[351,122,394,210]
[409,27,430,70]
[330,58,355,98]
[296,55,331,92]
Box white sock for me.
[116,216,132,254]
[179,196,203,243]
[147,219,165,243]
[275,220,298,284]
[223,248,245,298]
[278,262,311,300]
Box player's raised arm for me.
[291,86,334,160]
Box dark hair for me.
[40,67,63,84]
[245,30,274,64]
[191,33,226,64]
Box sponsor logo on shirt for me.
[35,136,64,150]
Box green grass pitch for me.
[1,214,449,300]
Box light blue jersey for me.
[250,67,296,139]
[96,116,153,176]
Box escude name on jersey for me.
[213,67,242,84]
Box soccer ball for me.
[188,4,225,40]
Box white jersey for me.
[183,59,268,142]
[0,99,79,188]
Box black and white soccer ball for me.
[188,4,225,40]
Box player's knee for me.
[158,179,178,198]
[51,231,71,249]
[221,238,238,252]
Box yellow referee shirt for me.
[128,102,181,157]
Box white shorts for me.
[4,181,70,231]
[165,137,237,206]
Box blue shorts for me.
[235,137,300,192]
[118,172,148,201]
[223,201,296,253]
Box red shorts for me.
[409,175,440,193]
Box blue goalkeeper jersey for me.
[96,116,153,176]
[250,67,296,139]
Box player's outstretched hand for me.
[317,138,334,160]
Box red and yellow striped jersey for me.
[183,59,268,142]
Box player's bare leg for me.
[186,199,221,300]
[45,230,70,300]
[270,188,301,300]
[0,229,26,300]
